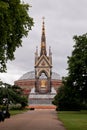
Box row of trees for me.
[53,33,87,110]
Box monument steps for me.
[29,87,56,108]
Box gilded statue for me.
[41,80,46,87]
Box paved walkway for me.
[0,110,66,130]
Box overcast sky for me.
[0,0,87,84]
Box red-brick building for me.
[14,71,62,95]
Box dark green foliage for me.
[53,33,87,110]
[0,0,33,72]
[19,96,28,108]
[53,85,81,111]
[0,82,28,108]
[67,34,87,107]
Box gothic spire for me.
[40,17,47,56]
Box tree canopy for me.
[53,33,87,110]
[67,34,87,104]
[0,82,27,108]
[0,0,33,72]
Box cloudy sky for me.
[0,0,87,84]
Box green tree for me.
[0,83,28,108]
[53,33,87,110]
[67,34,87,105]
[53,78,81,111]
[19,96,28,108]
[0,0,33,72]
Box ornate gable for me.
[35,55,52,68]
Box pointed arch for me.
[38,70,49,78]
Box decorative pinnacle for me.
[42,17,45,33]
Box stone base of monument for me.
[28,87,56,109]
[28,105,56,109]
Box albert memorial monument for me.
[14,19,62,107]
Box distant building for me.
[14,19,62,96]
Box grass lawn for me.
[10,109,29,116]
[58,111,87,130]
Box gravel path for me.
[0,109,66,130]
